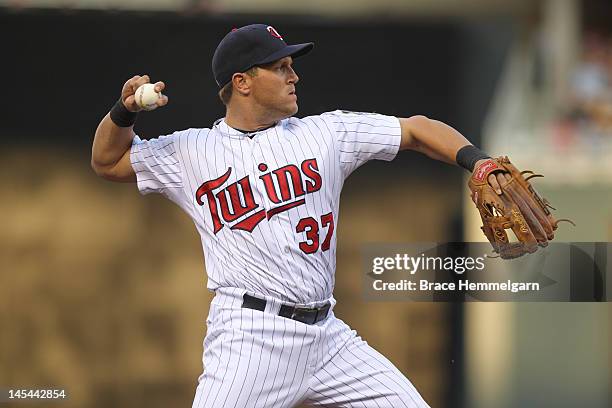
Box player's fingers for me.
[121,75,140,96]
[126,75,148,94]
[156,94,169,107]
[134,74,151,89]
[488,174,502,195]
[124,75,139,87]
[154,81,165,92]
[123,95,140,111]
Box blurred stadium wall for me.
[0,0,535,16]
[465,1,611,407]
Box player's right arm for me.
[91,75,167,182]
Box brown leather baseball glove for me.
[469,157,573,259]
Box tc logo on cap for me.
[267,26,283,40]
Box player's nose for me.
[288,66,299,84]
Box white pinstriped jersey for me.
[130,110,401,304]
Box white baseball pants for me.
[191,287,430,408]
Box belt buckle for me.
[317,304,329,322]
[288,303,329,324]
[292,306,315,324]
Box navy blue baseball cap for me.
[212,24,314,88]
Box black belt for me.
[242,294,330,325]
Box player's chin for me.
[287,98,299,114]
[279,102,298,118]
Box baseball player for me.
[91,24,504,407]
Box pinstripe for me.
[324,361,375,408]
[269,318,297,407]
[332,348,387,407]
[218,308,246,408]
[149,161,179,168]
[287,122,334,292]
[227,133,267,292]
[243,131,297,298]
[304,117,341,278]
[212,126,226,287]
[216,130,259,290]
[252,307,275,407]
[277,320,308,407]
[257,130,305,295]
[342,346,410,408]
[332,120,397,126]
[339,149,395,155]
[193,331,226,408]
[169,130,190,203]
[291,122,334,298]
[263,315,288,408]
[333,317,419,407]
[194,128,226,284]
[201,130,248,291]
[231,309,256,407]
[333,113,357,176]
[317,116,343,193]
[201,129,224,287]
[252,134,302,300]
[359,345,425,406]
[338,135,398,143]
[334,343,399,408]
[293,326,316,406]
[314,370,366,408]
[141,150,176,160]
[195,294,229,408]
[323,325,385,408]
[309,387,341,407]
[136,179,181,185]
[317,115,345,287]
[274,127,318,294]
[355,342,423,406]
[130,112,427,408]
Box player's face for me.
[250,56,300,119]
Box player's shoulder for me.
[298,110,393,121]
[284,111,392,135]
[172,127,213,139]
[293,110,397,128]
[325,109,396,120]
[135,127,213,144]
[281,115,339,148]
[285,110,357,127]
[175,127,213,140]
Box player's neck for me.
[225,104,278,132]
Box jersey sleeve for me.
[130,131,184,197]
[321,110,402,179]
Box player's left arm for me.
[399,115,506,192]
[398,115,472,163]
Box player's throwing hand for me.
[120,74,168,112]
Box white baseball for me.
[134,83,161,111]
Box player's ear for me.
[232,73,251,96]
